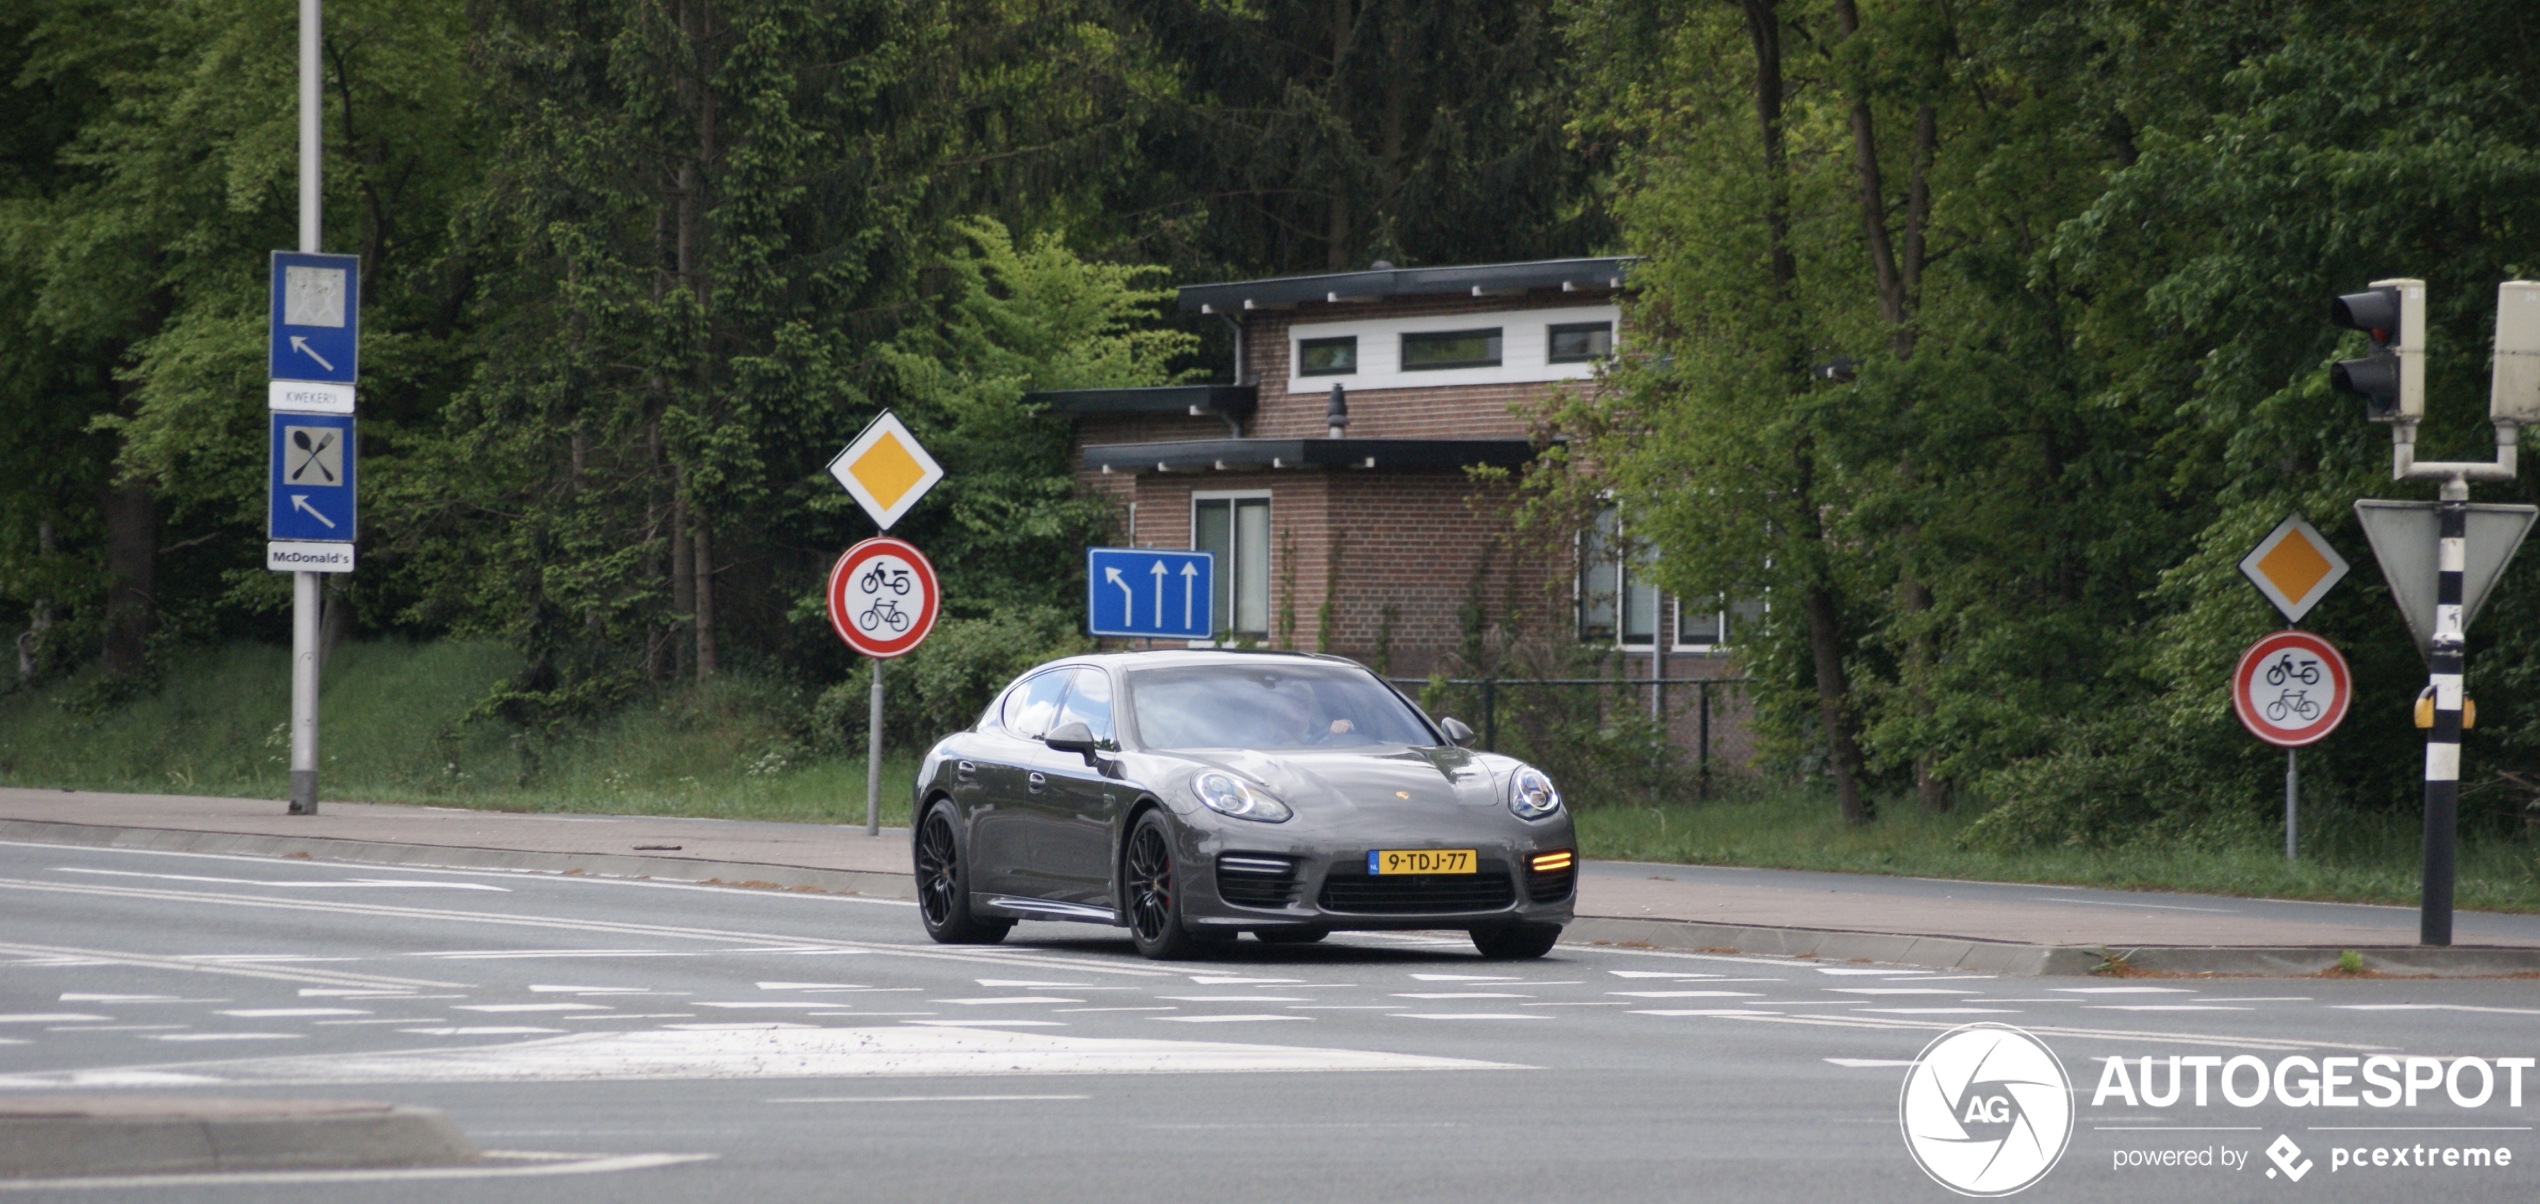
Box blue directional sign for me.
[1086,548,1213,639]
[268,251,360,384]
[268,412,357,541]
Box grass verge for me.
[1575,784,2540,914]
[0,639,917,829]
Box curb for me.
[0,818,918,901]
[0,1098,476,1179]
[1561,916,2540,978]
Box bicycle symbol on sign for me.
[2264,691,2322,724]
[858,598,911,634]
[860,565,912,596]
[2262,653,2320,689]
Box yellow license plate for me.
[1368,849,1476,875]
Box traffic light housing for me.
[2330,278,2423,422]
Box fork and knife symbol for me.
[290,428,337,483]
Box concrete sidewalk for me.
[5,787,2536,976]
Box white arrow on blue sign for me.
[1085,547,1213,640]
[269,251,360,385]
[268,411,356,542]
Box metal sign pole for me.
[287,0,322,816]
[2284,749,2298,862]
[2421,487,2469,946]
[865,659,884,836]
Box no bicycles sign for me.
[2231,630,2352,747]
[827,536,939,658]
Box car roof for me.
[1064,648,1374,672]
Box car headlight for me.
[1193,772,1293,822]
[1507,765,1562,820]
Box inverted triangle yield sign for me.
[2353,500,2538,659]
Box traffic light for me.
[2330,278,2423,422]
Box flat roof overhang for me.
[1026,384,1258,419]
[1178,257,1633,314]
[1082,437,1540,475]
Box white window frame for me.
[1673,593,1768,654]
[1190,490,1273,645]
[1287,304,1621,393]
[1577,504,1661,650]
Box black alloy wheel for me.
[914,800,1011,945]
[1124,811,1205,959]
[1470,922,1562,960]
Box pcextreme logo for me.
[1899,1024,2075,1196]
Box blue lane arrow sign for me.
[1085,547,1212,640]
[268,411,356,542]
[268,251,360,385]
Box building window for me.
[1578,508,1659,647]
[1193,494,1271,638]
[1298,336,1357,376]
[1547,321,1613,364]
[1674,595,1767,652]
[1401,328,1503,371]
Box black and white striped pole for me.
[2421,491,2467,946]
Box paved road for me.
[2,838,2535,1202]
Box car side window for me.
[1000,670,1072,741]
[1056,668,1115,746]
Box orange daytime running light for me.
[1530,851,1574,873]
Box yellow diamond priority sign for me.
[2238,512,2350,624]
[828,410,943,531]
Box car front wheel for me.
[1123,811,1209,960]
[914,800,1012,945]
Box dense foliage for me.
[6,0,2540,849]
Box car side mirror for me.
[1044,720,1104,765]
[1439,717,1476,748]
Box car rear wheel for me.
[1470,922,1561,960]
[915,800,1012,945]
[1124,811,1210,960]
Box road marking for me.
[0,1014,111,1024]
[0,940,461,990]
[933,997,1085,1006]
[53,868,509,891]
[2200,996,2312,1002]
[1186,976,1305,985]
[1824,1058,1918,1068]
[456,1003,611,1013]
[1856,1008,2020,1015]
[59,994,204,1003]
[1389,1013,1547,1021]
[1632,1009,1783,1018]
[0,1151,716,1190]
[399,1027,567,1036]
[1053,1007,1177,1014]
[1153,1015,1306,1024]
[2335,1004,2540,1015]
[770,1095,1090,1103]
[152,1033,304,1041]
[2086,1005,2253,1012]
[315,1018,459,1026]
[1628,1008,2384,1051]
[219,1008,369,1018]
[1826,988,1979,996]
[2049,986,2195,994]
[691,1002,848,1010]
[1389,992,1534,1000]
[1607,991,1759,999]
[1519,1002,1631,1007]
[1409,974,1526,982]
[759,981,876,991]
[561,1014,696,1021]
[1156,995,1314,1003]
[901,1020,1064,1028]
[530,985,658,994]
[974,979,1095,988]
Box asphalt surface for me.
[2,837,2535,1202]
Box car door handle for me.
[956,761,976,780]
[1027,772,1046,793]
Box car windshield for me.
[1126,664,1438,751]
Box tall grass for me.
[0,640,916,828]
[1575,782,2540,913]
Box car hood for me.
[1171,745,1502,816]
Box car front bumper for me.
[1175,808,1577,932]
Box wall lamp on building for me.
[1326,382,1350,439]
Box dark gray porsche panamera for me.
[909,650,1577,959]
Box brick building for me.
[1030,258,1754,760]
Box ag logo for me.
[1899,1024,2074,1196]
